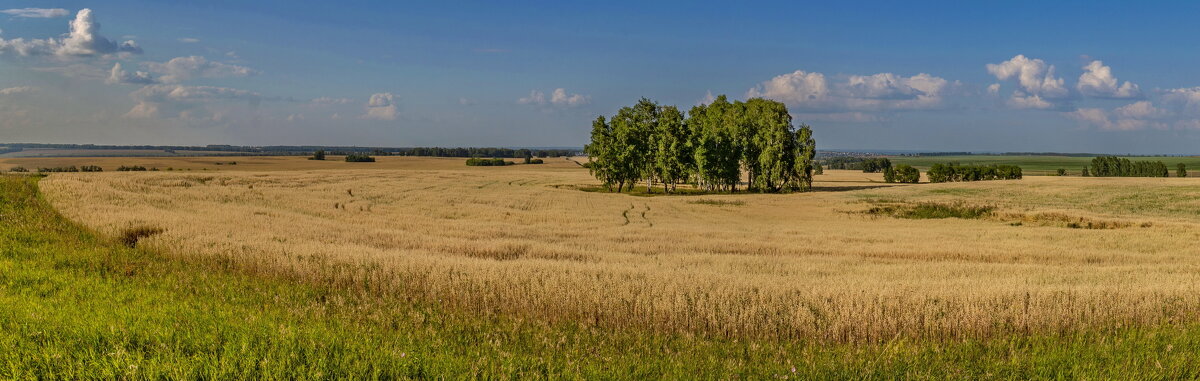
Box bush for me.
[38,166,80,173]
[345,154,376,162]
[466,158,513,167]
[309,150,326,160]
[860,158,892,173]
[1178,163,1188,178]
[116,165,148,171]
[1057,168,1067,176]
[885,165,920,183]
[529,158,544,164]
[9,166,29,173]
[81,165,103,172]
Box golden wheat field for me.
[36,156,1200,343]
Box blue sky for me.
[3,1,1200,153]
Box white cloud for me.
[125,84,262,119]
[986,83,1001,96]
[0,9,141,57]
[458,97,476,105]
[986,55,1068,98]
[745,69,954,113]
[0,86,36,95]
[143,56,257,83]
[178,37,200,43]
[1077,60,1140,99]
[1067,101,1169,131]
[698,90,716,106]
[1,8,70,18]
[106,62,155,84]
[1007,92,1055,110]
[362,92,398,120]
[519,88,590,107]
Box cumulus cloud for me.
[0,86,36,95]
[1,8,70,18]
[519,88,590,107]
[745,69,954,113]
[986,83,1001,95]
[1007,93,1055,110]
[1068,101,1170,131]
[0,9,141,58]
[106,62,155,84]
[1077,60,1141,99]
[986,55,1068,98]
[125,84,261,119]
[362,92,398,120]
[143,56,257,83]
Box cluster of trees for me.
[1090,156,1169,177]
[860,158,892,173]
[586,96,816,193]
[883,165,920,183]
[116,165,149,171]
[927,163,1023,183]
[345,154,376,163]
[524,157,544,164]
[466,158,515,166]
[308,150,326,160]
[1178,163,1188,177]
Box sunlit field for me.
[37,156,1200,344]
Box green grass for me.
[5,174,1200,379]
[891,155,1200,176]
[865,200,996,220]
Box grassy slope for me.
[3,174,1200,379]
[892,155,1200,175]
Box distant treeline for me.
[927,163,1023,183]
[0,146,22,155]
[397,147,574,158]
[465,158,515,166]
[821,157,891,172]
[1090,156,1169,177]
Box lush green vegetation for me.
[859,157,892,173]
[892,155,1200,175]
[587,96,815,193]
[926,163,1022,183]
[465,157,514,166]
[1091,156,1169,177]
[9,175,1200,378]
[884,164,920,183]
[344,153,376,162]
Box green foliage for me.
[529,158,544,164]
[116,165,148,171]
[308,150,326,160]
[38,166,80,173]
[866,201,995,219]
[1057,168,1067,176]
[1082,167,1090,177]
[885,165,920,183]
[465,157,512,166]
[927,163,1023,183]
[8,166,29,173]
[345,154,376,162]
[1178,163,1187,178]
[1090,156,1169,177]
[860,158,892,173]
[587,95,815,194]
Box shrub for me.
[466,158,512,166]
[345,154,376,162]
[117,165,148,171]
[309,150,326,160]
[529,158,544,164]
[1057,168,1067,176]
[1082,167,1090,177]
[860,158,892,173]
[80,165,103,172]
[38,166,80,173]
[885,165,920,183]
[8,166,29,173]
[1178,163,1188,178]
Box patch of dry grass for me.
[38,165,1200,343]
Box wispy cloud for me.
[1,8,70,18]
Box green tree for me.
[688,96,741,192]
[585,116,618,190]
[1178,163,1188,178]
[790,124,816,191]
[653,105,692,192]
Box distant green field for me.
[891,155,1200,176]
